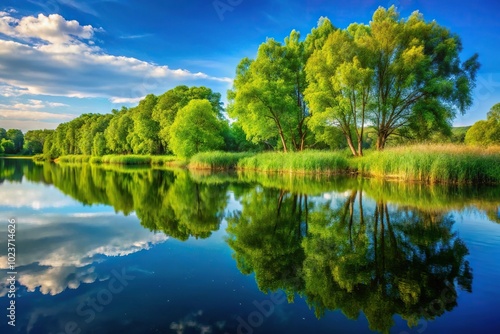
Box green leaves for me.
[169,99,224,158]
[228,30,311,152]
[304,6,479,151]
[465,103,500,146]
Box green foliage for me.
[189,151,254,170]
[56,155,92,163]
[0,128,6,141]
[465,103,500,146]
[305,26,373,156]
[150,155,184,166]
[152,85,224,153]
[1,139,16,154]
[98,155,152,165]
[228,29,311,152]
[40,86,229,159]
[304,6,479,152]
[170,99,225,158]
[6,129,24,153]
[92,133,107,156]
[237,151,350,174]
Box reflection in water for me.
[1,159,498,333]
[226,187,474,333]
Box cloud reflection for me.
[0,212,167,296]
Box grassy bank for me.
[39,144,500,184]
[189,151,254,170]
[237,151,351,174]
[355,145,500,184]
[49,154,185,166]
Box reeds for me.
[189,151,254,170]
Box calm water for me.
[1,158,499,334]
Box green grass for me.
[189,151,254,170]
[237,150,351,174]
[151,155,186,167]
[55,155,92,163]
[355,144,500,184]
[95,155,152,165]
[32,154,47,162]
[46,145,500,184]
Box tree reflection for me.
[9,160,228,240]
[227,186,473,333]
[227,187,310,300]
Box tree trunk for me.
[279,130,288,153]
[346,135,357,156]
[376,133,387,151]
[358,128,364,157]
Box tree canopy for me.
[305,6,479,154]
[169,99,225,158]
[465,103,500,146]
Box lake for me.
[1,158,499,334]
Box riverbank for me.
[32,144,500,184]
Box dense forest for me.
[1,7,499,159]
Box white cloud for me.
[110,96,145,104]
[7,13,97,44]
[0,12,232,106]
[0,83,29,97]
[0,99,74,122]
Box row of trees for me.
[6,7,491,159]
[0,128,54,155]
[41,86,259,158]
[465,103,500,146]
[228,6,479,155]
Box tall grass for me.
[237,150,351,174]
[95,155,152,165]
[55,155,92,163]
[356,144,500,184]
[189,151,254,170]
[151,155,186,167]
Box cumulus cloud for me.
[0,12,232,104]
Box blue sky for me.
[0,0,499,131]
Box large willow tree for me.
[305,6,480,153]
[228,30,312,152]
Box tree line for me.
[4,6,498,159]
[38,86,260,159]
[228,6,480,156]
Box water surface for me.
[0,158,499,333]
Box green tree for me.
[92,132,107,156]
[105,108,133,154]
[367,7,479,149]
[465,103,500,146]
[169,99,224,158]
[1,139,16,154]
[128,94,161,154]
[305,25,373,156]
[6,129,24,153]
[0,128,6,141]
[24,129,53,155]
[305,7,479,151]
[228,30,311,152]
[152,86,223,153]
